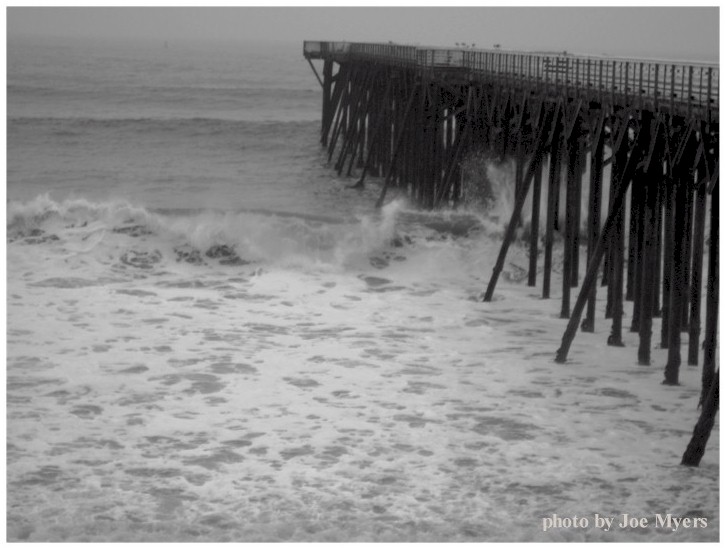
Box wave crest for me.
[7,195,408,270]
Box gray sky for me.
[7,5,720,62]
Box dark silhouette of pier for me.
[303,40,718,407]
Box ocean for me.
[6,35,718,542]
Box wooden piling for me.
[637,118,663,365]
[663,125,698,385]
[628,160,646,333]
[651,173,664,317]
[582,114,606,332]
[681,181,695,331]
[606,120,630,347]
[681,371,719,467]
[542,104,564,299]
[560,133,580,318]
[321,59,333,145]
[660,156,676,349]
[700,182,718,405]
[571,136,584,287]
[527,157,543,287]
[687,170,707,365]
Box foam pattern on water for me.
[6,195,719,542]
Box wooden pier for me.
[304,40,718,401]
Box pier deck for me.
[305,41,718,120]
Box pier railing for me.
[304,40,718,119]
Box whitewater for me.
[6,36,719,542]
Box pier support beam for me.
[700,182,718,406]
[663,125,698,386]
[581,112,606,332]
[636,123,664,365]
[606,117,631,347]
[681,371,719,467]
[542,104,564,300]
[687,173,707,365]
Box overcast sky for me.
[7,5,720,62]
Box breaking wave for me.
[7,195,421,271]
